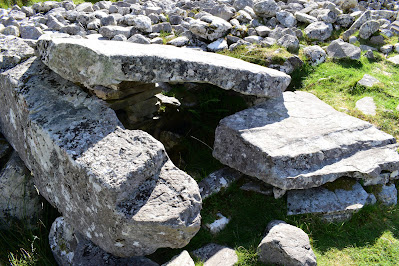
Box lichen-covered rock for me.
[257,220,317,266]
[287,181,370,221]
[0,56,201,257]
[253,0,280,18]
[198,168,243,200]
[277,34,299,52]
[213,91,399,190]
[0,34,35,71]
[276,11,296,28]
[304,21,333,41]
[326,40,361,60]
[359,20,380,40]
[0,152,41,229]
[36,37,291,97]
[189,15,232,41]
[303,45,327,66]
[49,217,160,266]
[377,184,397,206]
[19,25,44,40]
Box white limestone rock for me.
[304,21,333,41]
[257,220,317,265]
[162,250,194,266]
[357,75,380,88]
[192,243,238,266]
[303,45,327,66]
[213,91,399,190]
[355,96,377,116]
[287,182,369,222]
[377,184,397,206]
[326,40,361,60]
[189,15,232,41]
[36,37,291,97]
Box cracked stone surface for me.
[36,37,291,97]
[0,56,201,257]
[213,91,399,190]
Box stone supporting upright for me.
[0,56,201,257]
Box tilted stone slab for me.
[36,37,291,97]
[0,57,201,257]
[213,91,399,190]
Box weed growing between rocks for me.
[0,198,59,265]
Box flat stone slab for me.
[36,37,291,97]
[0,57,201,257]
[287,182,369,222]
[357,74,380,88]
[213,91,399,190]
[356,96,377,116]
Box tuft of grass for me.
[0,199,59,266]
[218,45,293,67]
[301,53,399,140]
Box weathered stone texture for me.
[36,37,291,97]
[213,91,399,190]
[0,152,41,229]
[49,217,160,266]
[0,56,201,257]
[257,220,317,266]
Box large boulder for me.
[257,220,317,266]
[326,40,361,60]
[0,56,201,257]
[36,37,291,98]
[213,91,399,190]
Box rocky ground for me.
[1,0,399,265]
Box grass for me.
[0,199,59,266]
[1,1,399,265]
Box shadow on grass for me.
[149,180,287,264]
[288,202,399,254]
